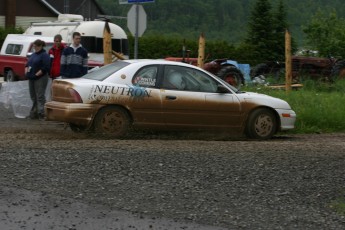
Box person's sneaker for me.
[38,114,45,121]
[29,113,39,119]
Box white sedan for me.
[45,60,296,139]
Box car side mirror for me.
[217,84,230,93]
[26,52,33,58]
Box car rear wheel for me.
[245,108,277,140]
[94,106,131,138]
[5,70,15,82]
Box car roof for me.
[0,34,56,56]
[122,59,203,68]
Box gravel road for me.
[1,103,345,230]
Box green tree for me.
[0,27,24,49]
[303,10,345,58]
[272,0,288,61]
[245,0,276,63]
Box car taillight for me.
[68,88,83,103]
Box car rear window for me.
[83,61,130,81]
[5,44,23,55]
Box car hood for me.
[237,92,292,109]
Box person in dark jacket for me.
[48,34,66,79]
[25,39,50,120]
[60,32,88,78]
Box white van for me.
[24,14,129,63]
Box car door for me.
[128,64,164,126]
[160,65,243,129]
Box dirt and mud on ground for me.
[1,104,345,230]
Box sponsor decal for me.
[88,84,152,103]
[134,76,156,86]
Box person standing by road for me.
[48,34,65,79]
[60,32,88,78]
[25,39,50,120]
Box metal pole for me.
[134,3,139,59]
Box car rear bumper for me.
[45,101,103,126]
[276,109,297,130]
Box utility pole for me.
[64,0,69,13]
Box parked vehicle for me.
[165,57,246,88]
[24,14,129,64]
[0,34,54,81]
[45,59,296,139]
[250,55,345,82]
[0,34,106,82]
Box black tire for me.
[70,123,87,133]
[217,66,244,89]
[245,108,277,140]
[250,63,269,79]
[93,106,131,138]
[331,60,345,81]
[5,70,15,82]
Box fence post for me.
[197,33,205,68]
[285,29,292,92]
[103,21,112,65]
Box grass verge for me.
[242,79,345,134]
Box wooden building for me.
[0,0,105,29]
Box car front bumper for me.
[276,108,297,130]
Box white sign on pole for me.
[127,4,147,37]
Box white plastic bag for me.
[0,78,52,118]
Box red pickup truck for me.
[0,34,104,82]
[0,34,55,82]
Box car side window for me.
[162,65,218,93]
[5,44,23,55]
[132,65,158,88]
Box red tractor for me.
[250,55,345,83]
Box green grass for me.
[330,197,345,216]
[242,79,345,134]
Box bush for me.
[0,27,24,49]
[128,34,243,61]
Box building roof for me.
[0,0,105,18]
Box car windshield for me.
[83,61,130,81]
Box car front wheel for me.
[245,108,277,140]
[93,106,131,138]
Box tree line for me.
[1,0,345,67]
[97,0,345,45]
[98,0,345,65]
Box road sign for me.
[119,0,154,4]
[127,4,146,37]
[127,4,147,58]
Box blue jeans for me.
[29,74,48,118]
